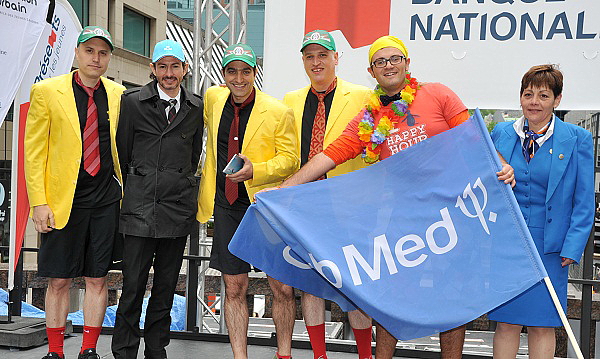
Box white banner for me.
[0,0,49,123]
[264,0,600,110]
[8,0,81,290]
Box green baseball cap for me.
[222,44,256,68]
[301,30,336,52]
[77,26,114,50]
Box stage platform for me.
[0,334,370,359]
[0,328,516,359]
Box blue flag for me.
[229,110,547,340]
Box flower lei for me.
[358,73,419,163]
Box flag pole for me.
[544,276,583,359]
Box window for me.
[4,103,13,122]
[67,0,89,27]
[167,0,194,10]
[123,7,151,57]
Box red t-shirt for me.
[324,82,468,164]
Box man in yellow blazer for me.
[24,26,125,359]
[197,43,298,359]
[281,30,374,359]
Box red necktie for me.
[74,71,101,176]
[308,78,337,160]
[225,89,256,205]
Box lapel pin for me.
[559,154,564,160]
[549,149,553,154]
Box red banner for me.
[13,103,31,271]
[305,0,391,48]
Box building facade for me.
[575,112,600,191]
[69,0,167,87]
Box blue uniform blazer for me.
[491,117,594,262]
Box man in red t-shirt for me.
[270,35,515,359]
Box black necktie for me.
[164,99,177,124]
[380,93,401,106]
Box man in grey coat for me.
[111,39,203,359]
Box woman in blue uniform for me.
[489,64,594,358]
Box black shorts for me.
[38,202,119,278]
[209,204,251,275]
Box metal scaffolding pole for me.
[192,0,203,96]
[192,0,249,335]
[196,0,249,94]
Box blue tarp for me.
[0,288,187,330]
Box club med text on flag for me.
[229,111,547,340]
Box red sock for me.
[46,326,65,356]
[352,327,373,359]
[80,325,102,353]
[306,323,327,359]
[276,352,292,359]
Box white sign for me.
[264,0,600,110]
[0,0,49,123]
[8,0,81,290]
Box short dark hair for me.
[520,64,563,98]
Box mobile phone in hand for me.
[223,154,244,174]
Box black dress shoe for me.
[77,348,100,359]
[42,353,64,359]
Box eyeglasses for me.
[371,55,406,68]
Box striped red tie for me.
[225,89,256,205]
[74,71,101,176]
[225,105,241,205]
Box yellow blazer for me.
[197,86,299,223]
[283,77,372,177]
[25,71,125,229]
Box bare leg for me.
[348,310,372,330]
[440,325,466,359]
[45,278,72,328]
[302,292,325,326]
[527,326,555,359]
[268,276,295,356]
[375,324,397,359]
[302,292,327,358]
[83,276,108,327]
[493,322,522,359]
[349,310,373,359]
[223,273,250,359]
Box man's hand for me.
[256,186,280,195]
[253,186,281,202]
[496,163,515,188]
[32,205,55,233]
[226,154,253,183]
[562,257,575,267]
